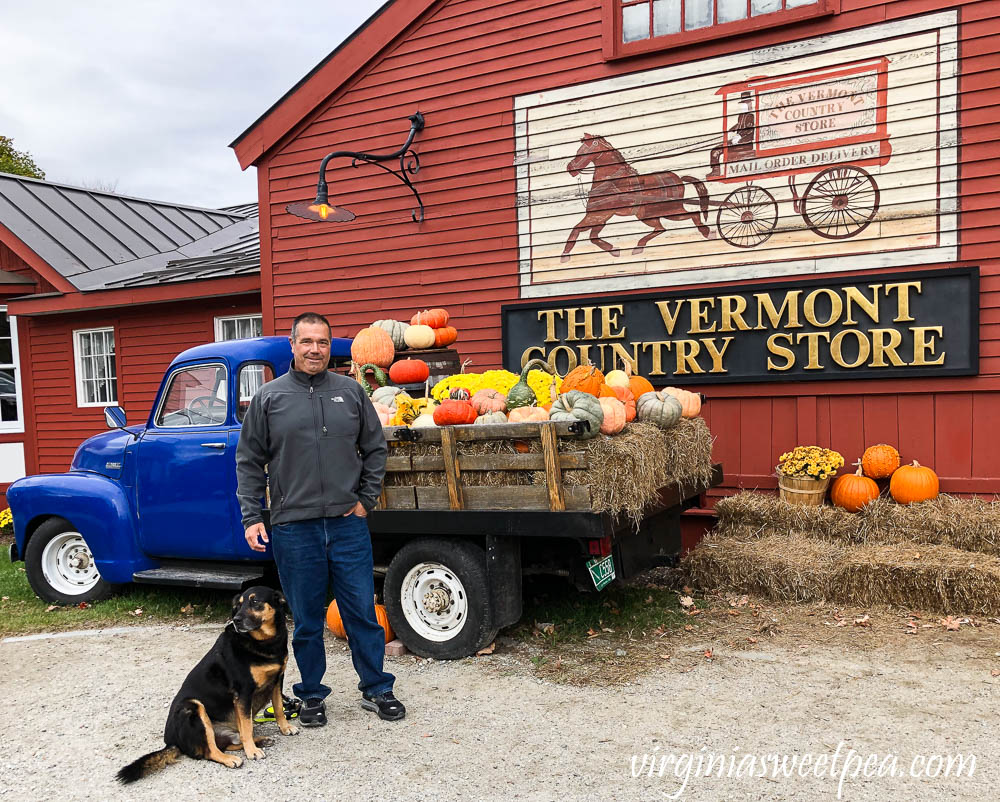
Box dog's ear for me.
[273,591,291,618]
[231,592,244,616]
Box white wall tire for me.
[24,518,116,604]
[385,538,497,659]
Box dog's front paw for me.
[244,745,266,760]
[279,723,300,736]
[221,754,243,769]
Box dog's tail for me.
[115,745,181,784]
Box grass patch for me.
[0,549,233,638]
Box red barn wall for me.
[258,0,1000,499]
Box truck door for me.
[136,362,237,559]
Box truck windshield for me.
[156,363,228,427]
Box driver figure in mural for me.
[707,91,756,179]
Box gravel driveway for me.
[2,622,996,801]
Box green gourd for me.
[549,390,603,439]
[357,363,388,396]
[506,359,552,410]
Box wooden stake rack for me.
[378,421,592,512]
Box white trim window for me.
[74,327,118,407]
[0,306,24,432]
[215,314,262,342]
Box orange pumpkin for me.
[628,374,655,399]
[862,443,900,479]
[326,599,393,644]
[831,463,880,512]
[598,384,618,398]
[598,397,626,435]
[890,461,939,505]
[350,326,395,368]
[388,358,429,385]
[561,365,604,396]
[410,308,449,328]
[471,388,506,415]
[663,387,702,418]
[433,399,477,425]
[609,384,636,421]
[434,325,459,348]
[508,406,549,423]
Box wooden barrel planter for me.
[777,473,832,507]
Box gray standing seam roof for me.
[0,172,260,292]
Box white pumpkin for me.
[604,370,630,389]
[404,324,436,350]
[372,319,408,351]
[411,413,437,428]
[371,385,403,407]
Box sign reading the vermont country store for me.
[501,269,978,385]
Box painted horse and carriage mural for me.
[560,57,891,261]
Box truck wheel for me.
[24,518,116,605]
[384,538,498,660]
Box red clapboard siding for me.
[252,0,1000,497]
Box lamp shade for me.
[285,201,356,222]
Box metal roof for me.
[0,172,260,291]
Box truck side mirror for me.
[104,406,127,430]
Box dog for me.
[116,586,300,783]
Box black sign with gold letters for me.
[501,268,979,384]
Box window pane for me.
[786,0,817,6]
[0,396,17,422]
[652,0,681,35]
[0,369,14,396]
[0,314,9,338]
[718,0,748,23]
[0,338,11,365]
[622,2,650,42]
[685,0,713,30]
[752,0,783,15]
[251,317,262,337]
[157,365,228,426]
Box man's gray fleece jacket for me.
[236,367,387,528]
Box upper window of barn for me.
[604,0,839,58]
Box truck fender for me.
[485,534,522,629]
[7,473,157,584]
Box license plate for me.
[587,554,616,591]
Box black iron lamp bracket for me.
[315,112,426,223]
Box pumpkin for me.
[371,385,402,407]
[471,388,506,415]
[609,384,636,421]
[561,364,605,397]
[403,324,436,350]
[636,391,682,430]
[862,443,900,479]
[350,326,394,368]
[507,359,553,410]
[410,308,449,328]
[433,399,477,426]
[475,411,508,425]
[449,387,472,401]
[831,463,880,512]
[890,461,939,505]
[327,598,393,643]
[598,397,626,435]
[390,394,420,425]
[434,326,459,348]
[411,413,437,428]
[598,383,618,398]
[629,374,655,399]
[663,386,702,418]
[604,369,630,389]
[549,390,603,439]
[372,401,393,426]
[356,363,387,395]
[372,319,408,351]
[388,358,430,385]
[508,406,549,423]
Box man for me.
[707,91,756,179]
[236,312,404,727]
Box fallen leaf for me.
[835,620,848,628]
[727,609,740,617]
[747,637,758,644]
[45,604,57,612]
[853,615,871,628]
[679,595,695,609]
[128,608,144,617]
[940,616,962,632]
[475,642,496,656]
[645,595,654,604]
[180,604,194,615]
[682,586,693,595]
[703,649,713,659]
[660,654,671,660]
[586,628,600,639]
[686,609,702,617]
[77,602,90,610]
[991,670,1000,678]
[601,627,615,633]
[1,596,8,601]
[683,625,694,632]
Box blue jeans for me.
[271,515,395,700]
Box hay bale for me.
[833,542,1000,615]
[386,418,715,521]
[682,533,842,602]
[713,491,859,543]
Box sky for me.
[0,0,387,210]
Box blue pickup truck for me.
[6,336,720,658]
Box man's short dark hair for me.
[290,312,332,342]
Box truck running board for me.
[132,562,266,590]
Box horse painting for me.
[561,133,711,262]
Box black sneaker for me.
[254,694,302,723]
[361,691,406,721]
[299,697,327,727]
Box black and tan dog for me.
[116,586,300,783]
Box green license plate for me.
[587,554,616,591]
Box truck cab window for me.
[236,363,274,422]
[156,363,228,427]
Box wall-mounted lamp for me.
[285,112,426,224]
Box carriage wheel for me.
[716,185,778,249]
[802,165,880,240]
